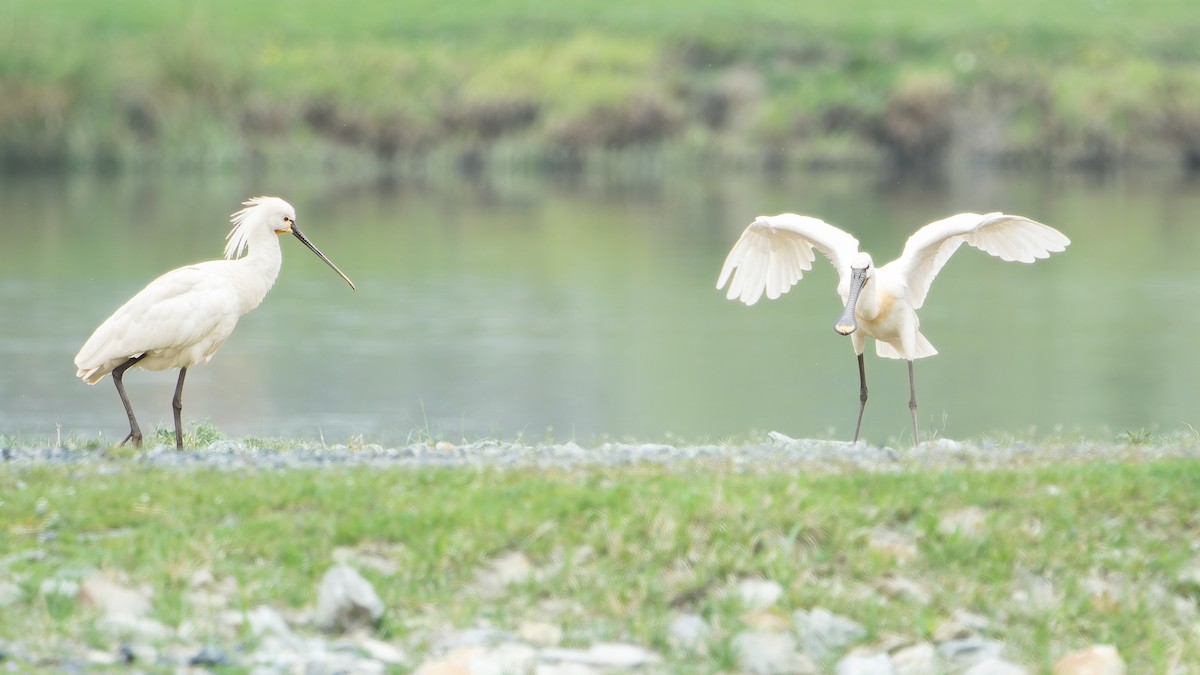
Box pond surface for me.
[2,167,1198,445]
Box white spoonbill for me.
[75,196,355,450]
[717,212,1069,445]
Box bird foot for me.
[119,432,143,448]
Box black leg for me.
[852,353,868,443]
[111,355,146,447]
[172,367,187,450]
[907,360,919,447]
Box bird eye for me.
[284,216,293,224]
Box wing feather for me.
[890,212,1069,309]
[717,213,860,306]
[75,266,240,382]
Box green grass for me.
[2,451,1200,670]
[3,0,1200,171]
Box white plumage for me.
[75,196,355,449]
[717,211,1069,444]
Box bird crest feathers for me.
[224,196,293,260]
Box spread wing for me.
[717,213,861,306]
[890,212,1070,309]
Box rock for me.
[836,651,895,674]
[39,578,80,599]
[938,507,989,538]
[737,579,785,610]
[359,637,408,665]
[433,627,517,652]
[188,644,231,666]
[314,565,385,633]
[78,575,152,618]
[98,613,173,641]
[534,663,600,675]
[539,642,661,668]
[246,605,292,637]
[472,552,534,598]
[414,643,538,675]
[890,642,939,674]
[0,581,21,606]
[742,609,792,631]
[964,658,1031,675]
[866,528,919,563]
[667,613,710,651]
[931,609,991,642]
[1083,572,1125,613]
[1010,568,1058,615]
[938,637,1005,668]
[731,631,817,674]
[517,620,562,646]
[875,576,931,604]
[1052,645,1126,674]
[793,607,867,661]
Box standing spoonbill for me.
[717,212,1069,445]
[74,196,355,450]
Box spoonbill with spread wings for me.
[717,212,1069,445]
[75,196,356,449]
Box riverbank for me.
[2,434,1199,671]
[4,1,1200,174]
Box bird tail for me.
[875,333,938,360]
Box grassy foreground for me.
[3,0,1200,172]
[2,450,1200,671]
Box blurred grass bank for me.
[3,0,1199,174]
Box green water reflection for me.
[2,168,1197,444]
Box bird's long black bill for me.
[834,269,867,335]
[291,225,356,290]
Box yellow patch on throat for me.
[274,225,292,235]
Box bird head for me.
[225,196,356,290]
[834,253,873,335]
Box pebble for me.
[4,439,1198,672]
[736,578,785,610]
[1052,645,1126,674]
[889,642,938,674]
[731,631,817,674]
[794,607,866,661]
[836,651,895,674]
[6,434,1194,474]
[666,613,710,652]
[313,565,385,633]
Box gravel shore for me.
[5,432,1198,473]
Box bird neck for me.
[852,278,882,320]
[229,231,284,315]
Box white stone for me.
[667,613,710,651]
[794,607,867,661]
[39,578,79,599]
[964,658,1031,675]
[473,552,534,598]
[836,651,896,675]
[414,643,538,675]
[890,642,940,674]
[539,642,661,668]
[246,605,292,637]
[737,579,785,610]
[79,576,153,618]
[517,620,563,646]
[731,631,817,675]
[938,638,1005,667]
[314,565,385,633]
[1052,645,1126,675]
[359,637,408,665]
[0,581,22,606]
[938,507,989,538]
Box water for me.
[2,168,1199,445]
